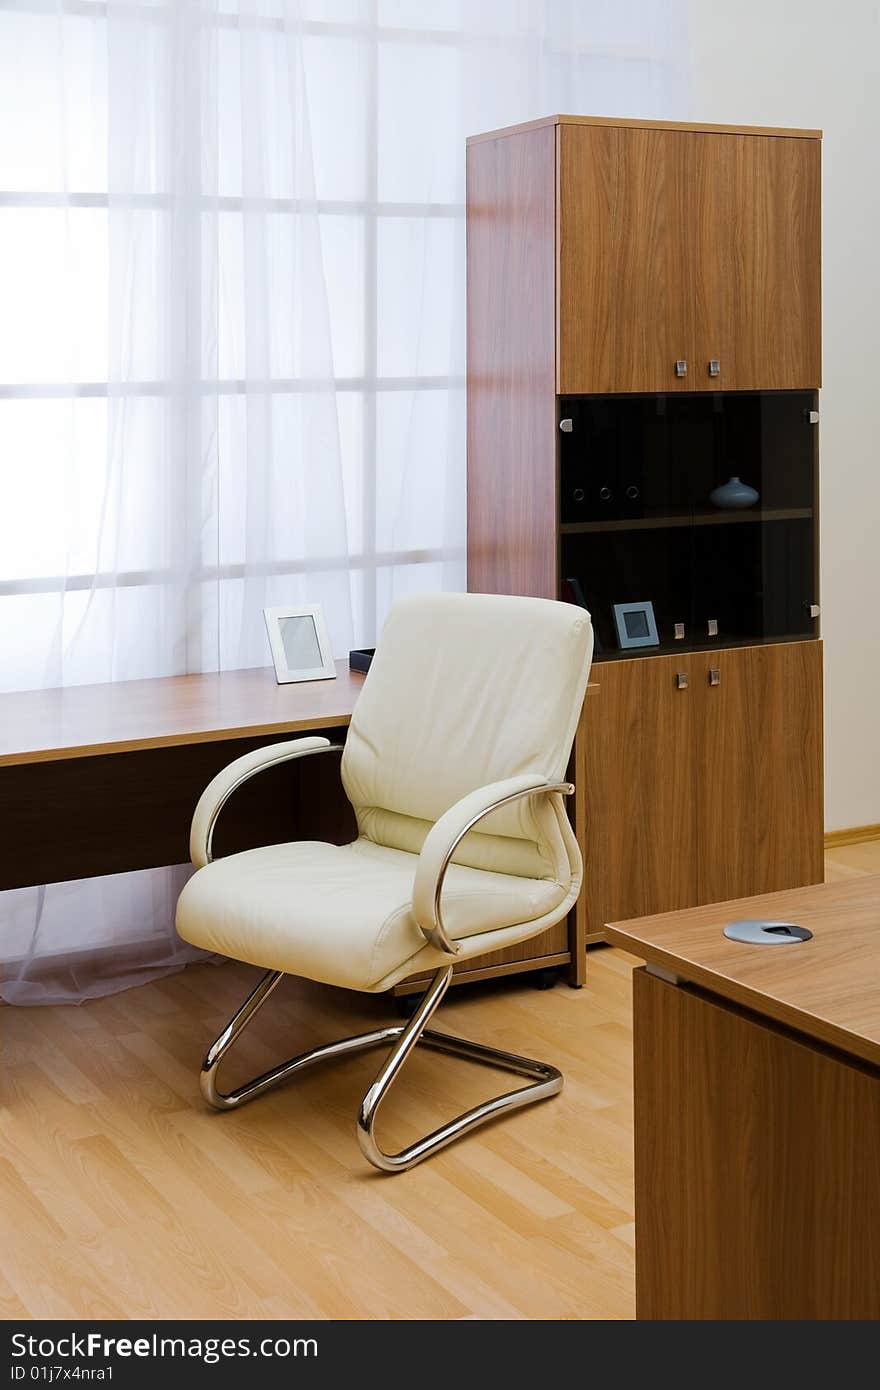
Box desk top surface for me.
[0,662,365,767]
[607,876,880,1068]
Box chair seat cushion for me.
[176,837,565,992]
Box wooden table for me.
[606,877,880,1320]
[0,663,585,994]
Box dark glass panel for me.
[559,391,817,659]
[561,524,692,656]
[692,518,814,643]
[560,394,694,523]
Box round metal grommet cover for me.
[723,919,813,945]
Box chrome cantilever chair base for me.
[199,964,563,1173]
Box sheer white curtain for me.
[0,0,690,1004]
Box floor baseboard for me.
[824,823,880,850]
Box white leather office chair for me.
[176,592,593,1171]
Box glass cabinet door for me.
[559,391,817,660]
[689,392,816,646]
[559,393,702,656]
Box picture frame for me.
[612,600,659,651]
[263,604,337,684]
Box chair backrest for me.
[341,593,593,879]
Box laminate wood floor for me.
[2,841,877,1320]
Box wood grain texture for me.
[725,134,822,389]
[0,733,355,893]
[466,125,558,598]
[0,947,640,1320]
[557,124,820,392]
[825,822,880,850]
[607,873,880,1068]
[0,662,364,767]
[467,114,822,145]
[579,652,701,934]
[633,968,880,1319]
[2,838,877,1320]
[579,642,822,940]
[688,132,737,388]
[825,837,880,882]
[466,117,823,948]
[558,125,691,394]
[695,640,824,901]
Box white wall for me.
[689,0,880,830]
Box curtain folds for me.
[0,0,690,1003]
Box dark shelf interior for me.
[558,390,818,656]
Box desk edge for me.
[605,924,880,1070]
[0,712,355,767]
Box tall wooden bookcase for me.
[466,115,824,955]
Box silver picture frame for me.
[612,600,659,650]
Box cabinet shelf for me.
[560,507,812,537]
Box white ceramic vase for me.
[709,475,760,510]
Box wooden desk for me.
[0,663,364,893]
[607,877,880,1320]
[0,664,587,993]
[0,661,365,768]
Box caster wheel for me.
[533,967,558,991]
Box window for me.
[0,0,689,999]
[0,0,687,692]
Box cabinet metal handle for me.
[559,418,573,433]
[674,359,688,378]
[709,668,721,687]
[708,359,721,377]
[676,672,689,690]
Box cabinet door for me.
[694,640,824,905]
[558,125,692,394]
[580,653,699,934]
[691,134,821,391]
[688,132,736,391]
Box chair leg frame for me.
[199,965,563,1173]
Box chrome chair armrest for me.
[411,775,575,956]
[190,736,344,868]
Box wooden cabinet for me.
[724,135,822,390]
[577,652,699,932]
[557,122,821,394]
[578,641,824,939]
[467,123,558,600]
[631,954,880,1319]
[689,132,821,391]
[696,640,824,902]
[558,125,691,395]
[467,114,824,975]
